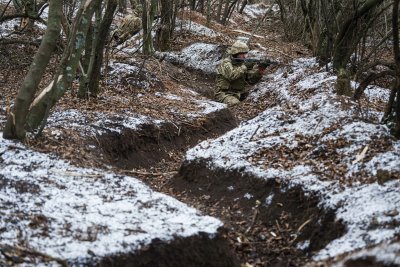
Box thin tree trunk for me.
[26,0,99,131]
[239,0,247,14]
[392,0,400,137]
[216,0,223,22]
[332,0,385,71]
[87,0,118,97]
[155,0,174,51]
[141,0,157,55]
[3,0,62,140]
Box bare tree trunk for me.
[206,0,211,26]
[87,0,118,97]
[392,0,400,137]
[26,0,100,131]
[78,0,118,99]
[155,0,174,51]
[3,0,61,140]
[198,0,204,13]
[333,0,385,96]
[216,0,224,22]
[189,0,196,10]
[239,0,247,14]
[141,0,157,55]
[332,0,385,71]
[220,0,238,25]
[118,0,128,13]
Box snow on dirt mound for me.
[0,135,222,265]
[45,108,162,136]
[157,43,225,74]
[106,61,163,89]
[175,19,221,37]
[184,58,400,260]
[330,239,400,267]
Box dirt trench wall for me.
[95,233,239,267]
[171,159,346,256]
[98,109,237,169]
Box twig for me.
[245,208,259,234]
[297,218,312,233]
[0,0,12,21]
[249,125,260,141]
[53,171,103,178]
[167,72,182,82]
[123,170,178,176]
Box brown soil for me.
[96,233,239,267]
[99,109,237,170]
[0,4,352,267]
[168,160,346,266]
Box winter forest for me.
[0,0,399,266]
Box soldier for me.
[112,6,142,45]
[215,40,265,106]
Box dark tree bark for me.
[3,0,62,140]
[332,0,385,96]
[391,0,400,137]
[26,0,100,131]
[155,0,174,51]
[332,0,385,71]
[239,0,247,14]
[141,0,157,55]
[86,0,118,97]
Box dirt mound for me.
[98,233,239,267]
[99,109,236,169]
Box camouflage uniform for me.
[112,11,142,45]
[215,41,263,106]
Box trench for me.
[172,160,346,265]
[97,106,348,266]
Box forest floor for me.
[1,2,400,267]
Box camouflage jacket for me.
[113,13,142,44]
[215,57,262,95]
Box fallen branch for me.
[245,208,259,234]
[297,218,312,233]
[122,170,178,176]
[232,29,264,39]
[53,171,103,178]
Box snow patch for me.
[175,19,221,37]
[0,135,222,264]
[184,57,400,259]
[157,43,223,74]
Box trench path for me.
[97,70,334,267]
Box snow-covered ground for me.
[156,42,224,74]
[0,135,222,265]
[175,19,221,37]
[331,239,400,266]
[2,1,399,263]
[185,58,400,261]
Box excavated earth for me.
[2,3,399,267]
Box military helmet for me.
[227,40,249,55]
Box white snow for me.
[184,57,400,260]
[157,43,222,74]
[331,240,400,266]
[107,61,159,89]
[46,108,161,135]
[175,19,221,37]
[0,135,222,264]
